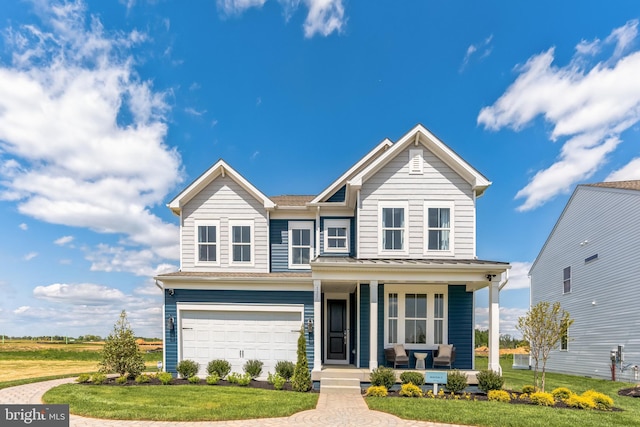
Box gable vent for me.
[409,149,423,174]
[585,254,598,263]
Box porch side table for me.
[414,352,428,370]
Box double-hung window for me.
[230,220,253,265]
[563,267,571,294]
[324,219,350,253]
[405,293,427,344]
[195,220,219,265]
[424,201,454,256]
[289,221,314,269]
[379,202,408,254]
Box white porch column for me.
[488,277,502,374]
[313,279,322,372]
[369,280,379,370]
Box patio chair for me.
[384,344,410,368]
[432,344,456,369]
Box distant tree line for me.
[474,329,528,349]
[0,334,161,342]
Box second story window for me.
[324,219,350,253]
[563,266,571,294]
[289,221,314,269]
[195,220,219,265]
[230,221,253,265]
[424,201,454,256]
[379,202,408,253]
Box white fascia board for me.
[348,124,491,196]
[154,276,313,291]
[167,159,275,214]
[310,138,393,204]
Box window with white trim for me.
[563,267,571,294]
[424,201,454,255]
[379,202,408,254]
[560,320,569,351]
[409,149,423,174]
[324,219,350,253]
[195,221,219,264]
[289,221,314,269]
[384,285,448,349]
[230,220,253,265]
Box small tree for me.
[99,310,146,378]
[291,328,311,392]
[516,301,573,391]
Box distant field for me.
[0,340,162,383]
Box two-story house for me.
[155,124,510,378]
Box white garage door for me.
[181,308,302,378]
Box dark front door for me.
[327,299,347,360]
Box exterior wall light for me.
[166,315,175,331]
[306,318,313,333]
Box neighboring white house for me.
[529,181,640,382]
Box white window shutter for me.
[409,149,423,174]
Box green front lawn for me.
[43,384,318,421]
[367,356,640,427]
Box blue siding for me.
[270,219,315,272]
[359,284,370,367]
[164,289,314,374]
[319,217,356,256]
[447,285,474,369]
[327,185,346,202]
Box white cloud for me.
[503,261,532,291]
[475,306,528,338]
[24,252,38,261]
[217,0,267,16]
[460,34,493,72]
[54,235,74,246]
[0,1,181,272]
[14,306,30,314]
[185,107,206,116]
[250,150,260,160]
[606,157,640,181]
[33,283,126,304]
[84,244,178,276]
[478,20,640,211]
[19,223,28,230]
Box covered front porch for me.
[309,257,510,375]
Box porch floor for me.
[313,365,479,385]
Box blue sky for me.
[1,0,639,338]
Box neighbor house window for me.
[384,285,448,348]
[561,320,569,351]
[379,202,408,254]
[424,201,454,255]
[324,219,350,253]
[289,221,314,269]
[195,220,219,265]
[230,220,253,265]
[563,267,571,294]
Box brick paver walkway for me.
[0,378,472,427]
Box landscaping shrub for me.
[76,374,91,383]
[399,383,423,397]
[90,373,107,385]
[370,366,396,390]
[158,372,173,385]
[275,360,295,381]
[176,360,199,379]
[243,359,263,379]
[227,372,242,384]
[99,310,145,379]
[267,372,286,390]
[551,387,572,401]
[477,369,504,392]
[487,390,511,403]
[188,375,201,384]
[207,359,231,379]
[522,385,536,394]
[206,374,220,385]
[115,375,128,384]
[365,385,388,397]
[582,390,614,410]
[135,374,151,384]
[400,371,425,386]
[291,328,311,392]
[237,373,252,386]
[445,370,468,393]
[566,393,596,409]
[530,391,555,406]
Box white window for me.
[288,221,314,269]
[563,267,571,294]
[424,201,454,256]
[409,149,423,174]
[379,202,408,254]
[384,285,448,349]
[195,220,219,265]
[229,220,253,265]
[324,219,350,253]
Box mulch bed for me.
[90,377,315,392]
[618,387,640,397]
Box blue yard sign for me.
[425,371,448,394]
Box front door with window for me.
[327,299,347,361]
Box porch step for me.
[320,377,361,394]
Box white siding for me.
[358,144,475,258]
[181,175,269,272]
[530,186,640,381]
